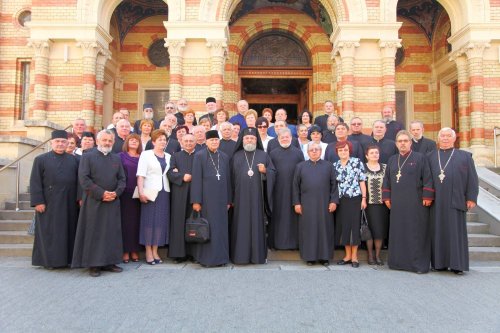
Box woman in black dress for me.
[333,141,367,268]
[364,145,389,265]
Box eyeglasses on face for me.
[257,125,268,128]
[165,106,175,109]
[351,123,362,126]
[308,148,321,152]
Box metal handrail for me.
[495,127,500,168]
[0,124,73,211]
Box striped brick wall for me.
[112,15,169,124]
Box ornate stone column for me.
[333,54,343,113]
[465,42,489,146]
[95,51,110,129]
[206,39,227,103]
[28,40,51,120]
[165,39,185,101]
[77,41,101,129]
[379,40,401,110]
[451,54,470,148]
[333,41,359,121]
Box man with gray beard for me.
[230,127,276,264]
[268,128,304,250]
[72,129,126,277]
[134,103,159,134]
[321,115,340,144]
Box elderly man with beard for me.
[30,130,79,269]
[314,100,343,132]
[72,129,126,277]
[268,128,304,250]
[380,106,404,141]
[230,128,276,264]
[321,115,340,144]
[134,103,159,134]
[266,120,301,152]
[410,120,436,154]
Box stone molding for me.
[379,40,402,58]
[164,39,186,58]
[27,39,51,58]
[332,41,359,58]
[206,40,227,58]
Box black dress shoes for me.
[351,261,360,268]
[451,269,464,275]
[306,261,315,266]
[89,267,101,277]
[375,258,384,266]
[319,260,329,267]
[337,259,352,265]
[101,264,123,273]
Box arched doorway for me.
[239,32,312,123]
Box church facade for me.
[0,0,499,165]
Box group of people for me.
[30,98,479,277]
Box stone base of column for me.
[466,145,494,167]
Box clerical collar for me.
[399,150,412,157]
[208,149,218,154]
[97,147,110,155]
[182,149,195,155]
[309,158,321,164]
[373,136,384,142]
[439,147,454,152]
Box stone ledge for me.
[23,120,65,130]
[0,136,42,147]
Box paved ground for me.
[1,258,499,333]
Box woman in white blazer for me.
[137,129,171,265]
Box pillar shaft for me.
[165,39,185,101]
[28,40,51,120]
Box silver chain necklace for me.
[207,148,221,181]
[396,150,412,183]
[437,148,455,183]
[244,150,256,177]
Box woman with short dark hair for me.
[334,140,367,268]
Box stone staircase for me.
[0,193,33,257]
[1,192,499,261]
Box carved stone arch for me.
[240,32,311,68]
[211,0,344,25]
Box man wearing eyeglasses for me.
[348,117,371,146]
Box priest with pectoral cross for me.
[190,130,232,267]
[382,130,434,274]
[428,128,478,275]
[230,127,276,264]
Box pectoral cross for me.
[216,173,221,181]
[396,171,401,183]
[438,170,445,183]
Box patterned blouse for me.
[364,163,386,205]
[333,157,367,198]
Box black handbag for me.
[185,211,210,243]
[360,209,372,241]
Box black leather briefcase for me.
[185,212,210,243]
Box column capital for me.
[379,40,402,58]
[464,41,490,59]
[164,39,185,57]
[332,41,359,58]
[96,50,111,66]
[27,39,52,58]
[206,39,227,58]
[76,41,103,58]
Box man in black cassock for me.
[410,120,436,154]
[231,127,276,264]
[267,120,300,152]
[383,130,434,273]
[167,134,196,262]
[348,117,371,146]
[72,129,126,277]
[198,97,217,125]
[190,130,232,267]
[293,141,339,265]
[362,120,398,163]
[381,106,404,141]
[219,122,237,157]
[324,123,364,162]
[268,128,304,250]
[428,128,479,275]
[321,115,340,144]
[112,119,131,153]
[30,130,79,269]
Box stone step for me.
[469,247,500,261]
[0,210,34,220]
[18,193,30,201]
[5,201,31,210]
[467,222,490,234]
[0,231,34,244]
[0,244,32,257]
[268,250,388,261]
[468,234,500,247]
[0,220,31,231]
[466,212,478,222]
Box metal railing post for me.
[15,161,20,211]
[495,127,499,168]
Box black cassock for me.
[72,150,126,268]
[362,137,398,164]
[190,149,232,266]
[231,149,275,264]
[219,139,237,158]
[383,151,434,273]
[30,151,79,268]
[269,145,304,249]
[428,149,478,271]
[167,150,195,259]
[324,139,364,163]
[266,137,300,153]
[412,136,436,154]
[292,159,339,261]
